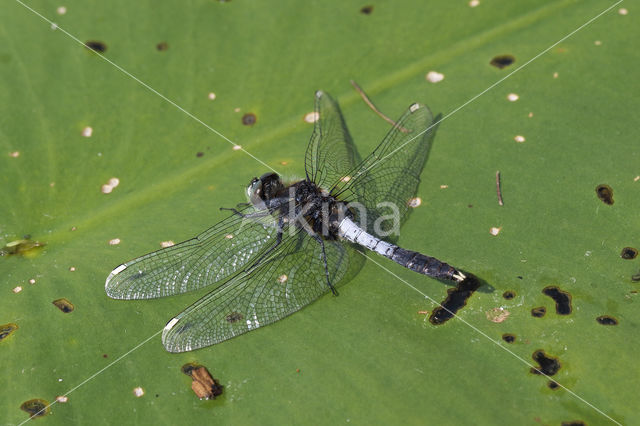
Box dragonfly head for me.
[247,172,284,205]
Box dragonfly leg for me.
[311,235,338,296]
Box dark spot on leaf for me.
[1,238,45,257]
[196,152,204,158]
[530,350,560,376]
[52,298,74,313]
[502,290,516,300]
[85,41,107,54]
[20,399,49,418]
[156,41,169,51]
[548,381,560,390]
[467,204,473,208]
[242,113,257,126]
[429,274,481,325]
[103,354,108,358]
[596,315,618,325]
[156,394,159,397]
[181,363,223,399]
[0,323,18,341]
[632,272,640,282]
[620,247,638,260]
[502,333,516,343]
[561,422,586,426]
[517,275,523,279]
[360,5,373,14]
[595,184,614,205]
[542,286,572,315]
[490,54,515,69]
[531,306,546,318]
[225,312,243,323]
[181,362,199,376]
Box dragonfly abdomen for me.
[389,247,461,281]
[337,217,465,282]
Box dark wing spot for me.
[490,54,515,69]
[225,312,244,323]
[595,184,614,205]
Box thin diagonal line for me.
[361,252,622,425]
[13,0,279,175]
[18,329,162,426]
[349,0,624,184]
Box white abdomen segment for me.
[337,217,397,256]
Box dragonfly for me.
[105,91,466,353]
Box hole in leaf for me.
[542,286,572,315]
[620,247,638,259]
[490,54,515,69]
[596,315,618,325]
[502,333,516,343]
[242,113,257,126]
[52,298,74,313]
[0,323,18,341]
[502,290,515,300]
[429,274,480,325]
[530,350,560,376]
[360,5,373,14]
[85,41,107,53]
[20,399,49,418]
[595,184,614,205]
[531,306,546,318]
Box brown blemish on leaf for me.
[181,363,223,400]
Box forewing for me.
[105,205,280,300]
[162,230,356,352]
[332,103,441,238]
[304,91,361,190]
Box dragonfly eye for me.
[247,177,261,202]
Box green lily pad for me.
[2,0,637,424]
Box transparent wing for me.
[105,204,281,300]
[304,91,361,190]
[162,230,358,352]
[331,103,441,239]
